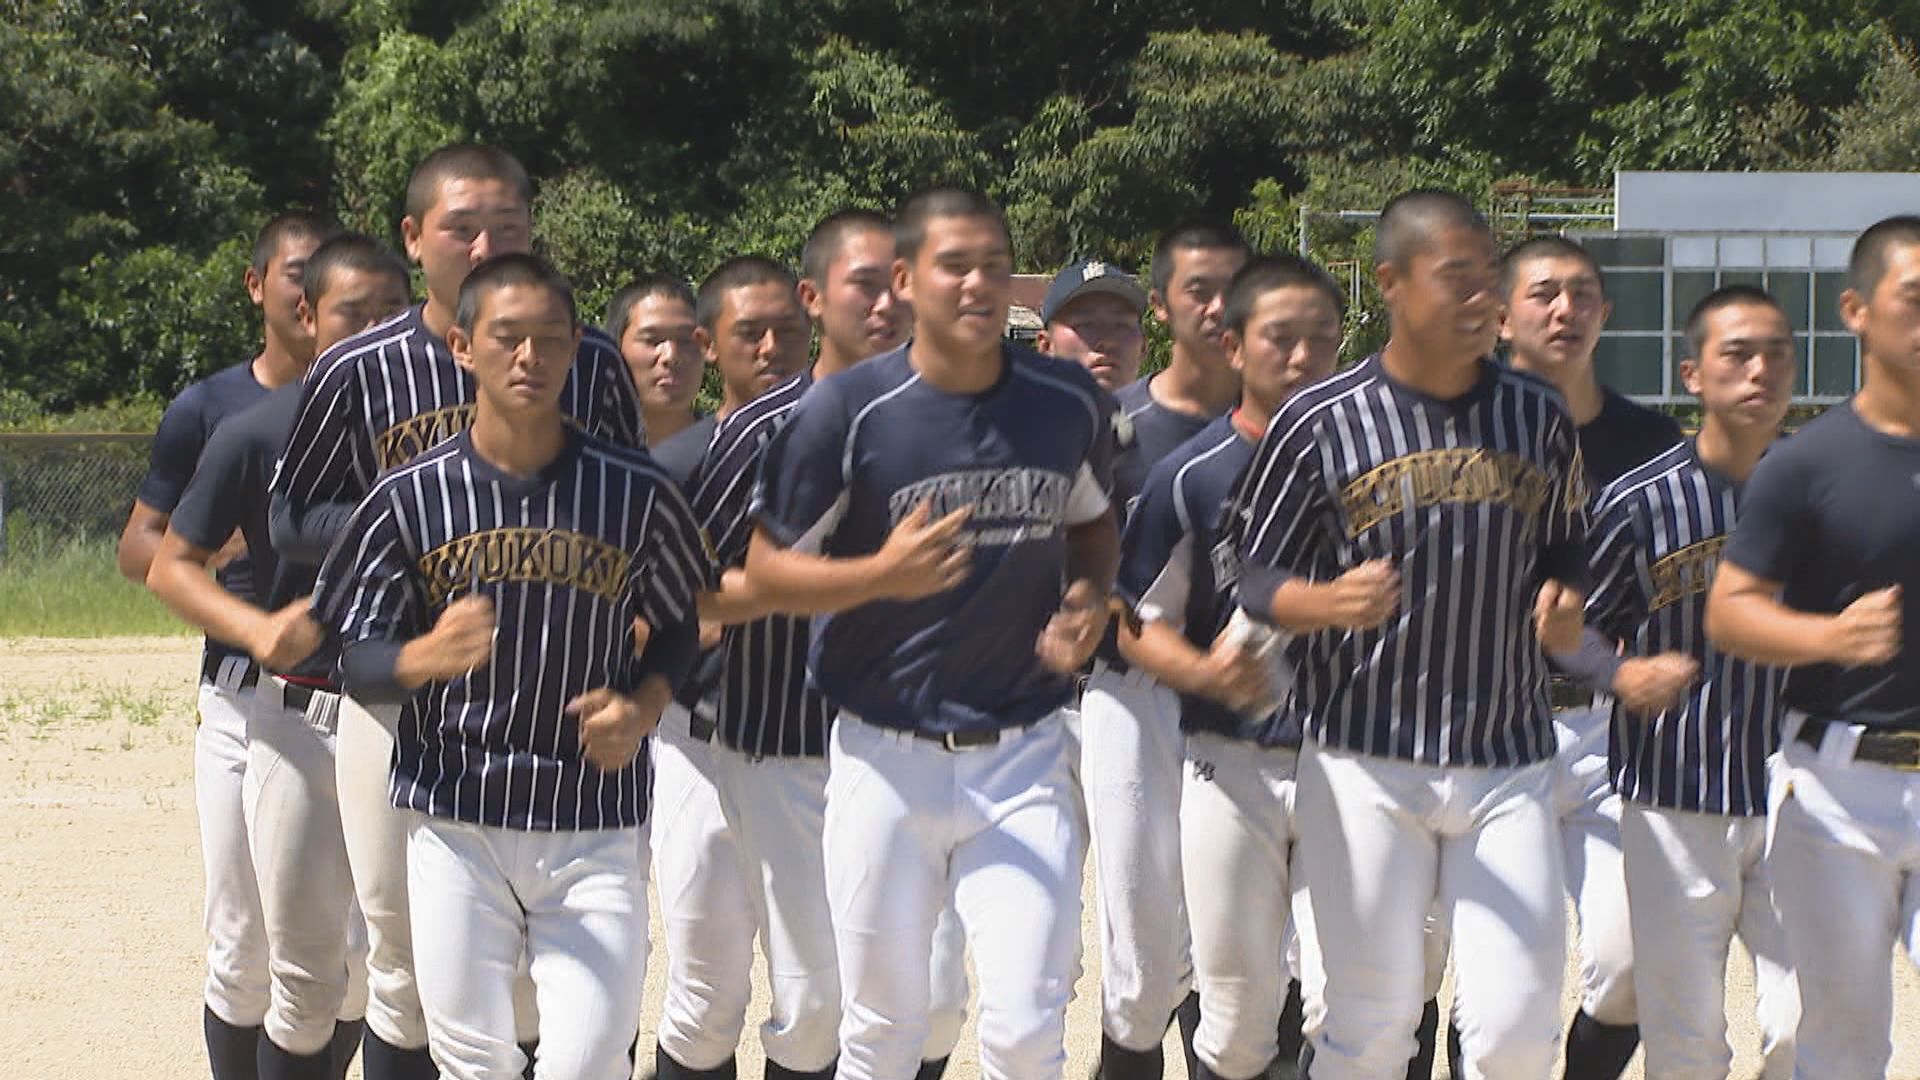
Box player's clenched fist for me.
[413,594,497,680]
[1825,585,1902,667]
[570,687,659,771]
[250,598,326,672]
[1613,652,1700,716]
[1036,579,1112,674]
[876,501,973,600]
[1326,560,1400,629]
[1534,579,1586,655]
[1199,625,1278,714]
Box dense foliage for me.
[4,0,1918,414]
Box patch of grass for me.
[0,536,193,637]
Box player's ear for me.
[1374,260,1400,307]
[1148,289,1171,327]
[694,325,717,366]
[1034,328,1053,354]
[891,258,913,307]
[245,263,267,307]
[1840,286,1870,338]
[448,324,476,372]
[797,278,825,322]
[1223,328,1245,374]
[297,296,317,339]
[400,215,425,265]
[1678,356,1704,397]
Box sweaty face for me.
[704,281,810,404]
[896,214,1013,355]
[1846,242,1920,378]
[812,228,909,362]
[1153,245,1247,366]
[619,294,702,414]
[1231,286,1344,414]
[1043,292,1146,390]
[452,283,580,416]
[1384,224,1501,370]
[306,268,413,355]
[404,177,532,315]
[254,233,323,360]
[1501,255,1610,379]
[1684,302,1795,432]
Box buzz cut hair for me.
[1373,189,1489,269]
[695,257,798,332]
[1500,235,1606,298]
[301,233,410,310]
[802,209,893,284]
[404,143,534,223]
[605,274,697,345]
[1222,254,1347,336]
[1149,219,1249,295]
[251,211,336,274]
[1684,284,1787,358]
[454,253,576,334]
[893,187,1009,265]
[1847,214,1920,298]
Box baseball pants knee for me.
[408,815,648,1080]
[245,680,365,1055]
[1297,742,1565,1080]
[1181,732,1297,1080]
[826,713,1084,1080]
[1621,802,1797,1080]
[1555,707,1635,1026]
[1081,664,1190,1050]
[197,674,271,1028]
[1766,732,1920,1080]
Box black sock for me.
[1098,1033,1164,1080]
[914,1056,951,1080]
[1405,998,1440,1080]
[656,1048,738,1080]
[1446,1017,1464,1080]
[204,1006,263,1080]
[258,1032,334,1080]
[328,1020,364,1080]
[358,1029,437,1080]
[1174,990,1203,1080]
[520,1040,539,1080]
[1276,979,1306,1068]
[764,1060,836,1080]
[1562,1010,1639,1080]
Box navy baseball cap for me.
[1040,259,1148,325]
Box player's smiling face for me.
[1383,224,1501,370]
[405,176,532,318]
[303,267,413,356]
[619,293,702,414]
[702,281,811,407]
[1682,300,1794,432]
[807,227,909,363]
[1500,255,1610,379]
[895,213,1012,356]
[1229,285,1343,413]
[452,282,580,415]
[1152,245,1246,367]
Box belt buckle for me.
[941,730,967,752]
[1880,730,1920,771]
[939,728,998,752]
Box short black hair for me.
[404,143,534,223]
[1374,189,1489,269]
[893,187,1009,265]
[302,233,410,310]
[1222,255,1346,336]
[1684,284,1787,358]
[802,209,893,284]
[605,274,697,344]
[252,211,335,273]
[695,256,798,331]
[1149,219,1249,295]
[1847,214,1920,298]
[454,253,576,334]
[1500,235,1606,298]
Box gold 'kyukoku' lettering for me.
[377,407,590,470]
[1648,536,1725,612]
[418,527,633,607]
[1340,449,1553,538]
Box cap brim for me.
[1042,278,1149,324]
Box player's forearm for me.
[117,518,164,584]
[1266,577,1345,633]
[1119,619,1215,699]
[697,568,773,627]
[743,534,891,616]
[1704,587,1833,667]
[269,492,356,566]
[145,547,269,654]
[1551,627,1626,696]
[1063,511,1120,597]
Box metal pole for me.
[1298,204,1310,259]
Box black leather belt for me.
[1795,717,1920,771]
[1548,677,1593,711]
[911,722,1039,752]
[280,681,339,712]
[688,711,717,743]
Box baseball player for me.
[746,187,1117,1080]
[1706,215,1920,1079]
[119,210,331,1080]
[316,253,711,1080]
[1114,254,1343,1080]
[1037,257,1150,392]
[1574,284,1799,1079]
[147,233,413,1080]
[1499,235,1683,1079]
[607,274,707,471]
[269,143,645,1080]
[1082,222,1247,1080]
[1233,190,1589,1080]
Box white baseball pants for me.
[1767,724,1920,1079]
[1620,802,1797,1079]
[196,673,271,1028]
[827,712,1084,1080]
[1081,663,1192,1051]
[244,678,369,1055]
[1553,706,1635,1025]
[1295,741,1566,1080]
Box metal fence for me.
[0,433,151,558]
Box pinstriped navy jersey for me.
[271,305,646,583]
[1586,442,1783,815]
[754,343,1116,734]
[1118,414,1299,747]
[315,429,715,831]
[1232,355,1589,767]
[690,368,832,757]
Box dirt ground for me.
[5,636,1920,1080]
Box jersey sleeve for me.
[690,422,764,569]
[313,482,428,645]
[136,387,210,513]
[1067,388,1118,527]
[1116,459,1192,626]
[1583,493,1651,646]
[168,422,255,553]
[1722,445,1808,584]
[582,334,647,451]
[271,357,374,515]
[626,480,720,691]
[753,382,852,554]
[1232,411,1333,623]
[1539,408,1591,591]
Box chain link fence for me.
[0,433,151,559]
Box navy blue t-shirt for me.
[138,360,270,679]
[753,343,1116,734]
[651,413,717,493]
[1579,388,1684,495]
[1723,403,1920,730]
[1112,373,1217,514]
